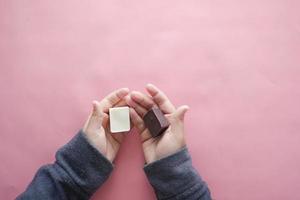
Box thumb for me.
[86,101,104,130]
[173,105,189,122]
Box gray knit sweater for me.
[16,130,211,200]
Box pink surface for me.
[1,0,300,199]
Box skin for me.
[82,88,129,162]
[83,84,189,164]
[125,84,189,163]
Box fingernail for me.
[146,83,153,87]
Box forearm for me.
[144,148,211,200]
[17,130,113,200]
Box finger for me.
[130,91,155,110]
[125,95,148,117]
[114,99,128,107]
[108,131,125,144]
[173,105,189,121]
[129,108,151,141]
[98,88,130,112]
[129,108,145,131]
[145,84,176,114]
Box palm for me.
[103,120,125,161]
[140,114,185,163]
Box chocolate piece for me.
[143,108,170,137]
[109,106,130,133]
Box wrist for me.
[145,141,186,164]
[144,147,206,199]
[82,130,109,160]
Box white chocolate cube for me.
[109,106,130,133]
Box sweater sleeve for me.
[16,130,113,200]
[144,148,211,200]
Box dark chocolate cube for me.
[143,108,170,137]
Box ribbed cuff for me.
[144,148,203,199]
[55,130,113,195]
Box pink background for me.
[1,0,300,199]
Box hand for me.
[125,84,189,164]
[83,88,130,162]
